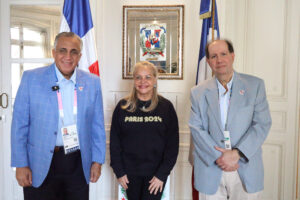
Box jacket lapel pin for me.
[79,86,84,91]
[239,89,245,95]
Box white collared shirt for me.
[216,74,234,130]
[54,65,77,146]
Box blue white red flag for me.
[191,1,220,199]
[196,0,220,84]
[60,0,99,76]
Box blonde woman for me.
[110,61,179,200]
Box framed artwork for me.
[123,5,184,79]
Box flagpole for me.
[211,0,216,77]
[211,0,215,41]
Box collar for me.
[216,72,234,96]
[54,64,77,85]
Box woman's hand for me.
[118,175,129,189]
[148,176,163,195]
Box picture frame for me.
[122,5,184,79]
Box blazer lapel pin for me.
[239,89,245,95]
[78,86,84,91]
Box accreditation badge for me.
[223,130,232,150]
[61,124,80,154]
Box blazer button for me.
[54,132,57,135]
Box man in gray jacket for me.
[189,39,272,199]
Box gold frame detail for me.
[122,5,184,79]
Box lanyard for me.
[221,89,232,149]
[220,88,231,131]
[223,92,230,131]
[56,89,78,123]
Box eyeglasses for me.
[134,75,153,81]
[56,48,81,57]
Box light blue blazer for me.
[189,72,272,194]
[11,64,106,187]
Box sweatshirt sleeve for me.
[155,101,179,182]
[110,102,126,178]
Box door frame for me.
[1,0,14,199]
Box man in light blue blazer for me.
[189,39,271,199]
[11,32,106,200]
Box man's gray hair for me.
[53,32,83,51]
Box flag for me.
[191,1,220,199]
[60,0,99,76]
[195,0,220,84]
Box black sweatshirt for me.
[110,96,179,182]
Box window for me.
[10,5,61,101]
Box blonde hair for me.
[121,61,159,112]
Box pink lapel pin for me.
[79,86,84,91]
[239,89,245,95]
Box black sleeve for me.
[155,101,179,182]
[110,102,126,178]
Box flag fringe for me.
[200,12,211,19]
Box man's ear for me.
[206,57,211,67]
[231,52,235,61]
